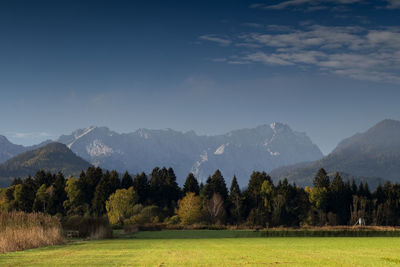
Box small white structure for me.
[354,217,366,226]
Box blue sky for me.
[0,0,399,154]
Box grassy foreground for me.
[1,230,400,266]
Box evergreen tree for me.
[329,173,347,224]
[200,176,213,200]
[34,170,47,188]
[149,167,180,210]
[330,173,345,193]
[11,177,23,186]
[121,171,133,189]
[274,179,304,227]
[92,171,113,215]
[199,182,204,191]
[46,172,67,215]
[245,171,271,208]
[374,183,385,205]
[201,170,228,200]
[313,168,330,189]
[242,172,272,226]
[16,176,36,212]
[34,171,55,189]
[149,167,165,207]
[79,167,103,208]
[363,182,372,199]
[133,172,150,204]
[229,176,242,224]
[166,167,181,205]
[109,170,121,192]
[183,173,200,195]
[358,182,365,196]
[351,180,358,195]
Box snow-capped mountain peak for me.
[54,123,323,186]
[67,126,97,148]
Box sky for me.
[0,0,399,154]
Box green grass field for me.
[1,230,400,266]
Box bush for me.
[63,216,112,239]
[0,211,64,253]
[125,205,163,225]
[164,215,180,225]
[123,224,139,234]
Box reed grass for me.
[0,211,64,253]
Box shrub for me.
[123,224,139,234]
[125,205,163,225]
[0,211,64,253]
[164,215,180,225]
[63,216,112,239]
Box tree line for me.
[1,167,400,227]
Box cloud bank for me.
[201,24,400,84]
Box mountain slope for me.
[0,135,26,163]
[57,123,323,186]
[271,119,400,187]
[0,142,92,186]
[0,135,52,164]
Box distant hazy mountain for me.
[57,123,323,186]
[271,119,400,187]
[0,135,25,163]
[0,135,52,164]
[0,142,92,186]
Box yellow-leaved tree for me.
[176,192,202,225]
[106,187,138,225]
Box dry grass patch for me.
[0,211,64,253]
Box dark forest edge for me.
[1,166,400,229]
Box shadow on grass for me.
[133,230,275,239]
[131,229,400,239]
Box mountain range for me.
[271,119,400,187]
[1,119,400,188]
[0,123,323,186]
[56,122,323,186]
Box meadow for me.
[1,230,400,266]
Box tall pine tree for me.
[229,176,242,224]
[183,173,200,195]
[121,171,133,189]
[133,172,150,204]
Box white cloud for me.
[199,35,232,46]
[251,0,362,10]
[202,24,400,84]
[12,132,53,139]
[386,0,400,9]
[244,52,295,65]
[242,22,264,28]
